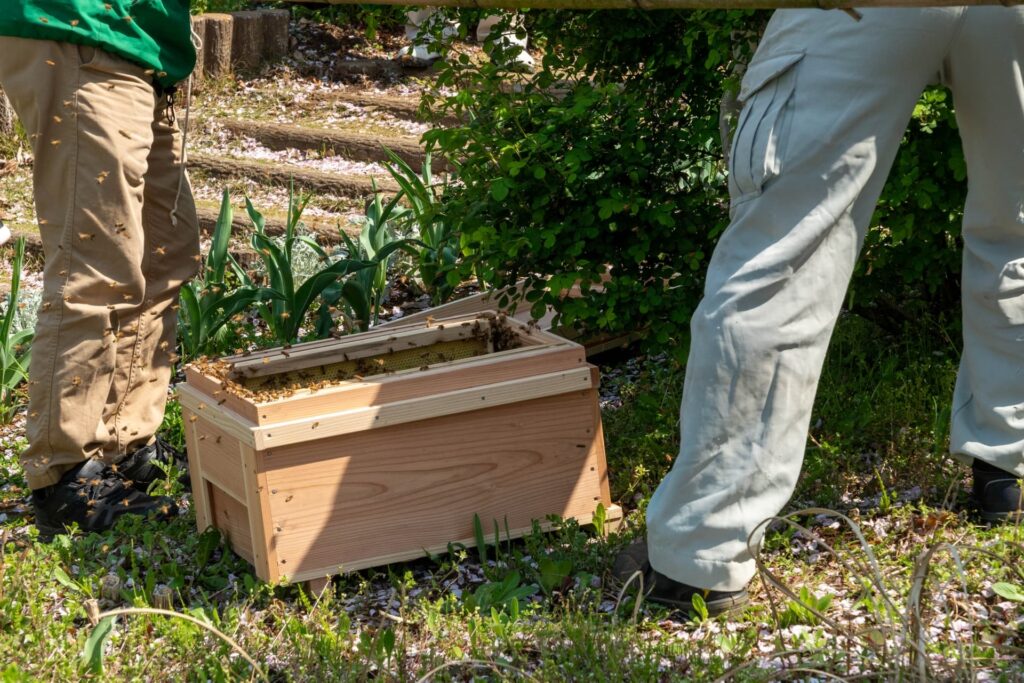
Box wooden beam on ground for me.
[194,205,355,244]
[189,153,400,198]
[326,91,461,126]
[218,119,441,171]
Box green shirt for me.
[0,0,195,88]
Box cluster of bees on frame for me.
[187,313,532,403]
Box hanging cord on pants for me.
[169,24,203,228]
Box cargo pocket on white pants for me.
[729,51,805,202]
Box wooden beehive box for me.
[178,313,619,588]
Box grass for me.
[1,313,1022,680]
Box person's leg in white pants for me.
[398,9,532,69]
[644,6,1024,593]
[397,8,450,65]
[477,13,534,70]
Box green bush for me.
[423,10,966,356]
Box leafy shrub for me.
[422,10,966,354]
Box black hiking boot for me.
[611,541,749,617]
[31,458,178,540]
[116,437,190,490]
[972,459,1023,523]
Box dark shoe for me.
[116,437,189,490]
[973,459,1023,523]
[31,458,177,539]
[612,541,749,617]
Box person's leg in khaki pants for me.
[0,37,195,532]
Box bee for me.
[96,171,108,184]
[70,19,79,26]
[50,139,60,146]
[52,115,62,124]
[78,232,94,241]
[71,376,82,386]
[153,245,167,256]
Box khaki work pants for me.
[647,7,1024,591]
[0,38,199,490]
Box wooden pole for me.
[294,0,1018,8]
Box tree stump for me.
[0,88,16,139]
[203,13,234,79]
[190,15,207,86]
[262,9,291,62]
[230,11,264,72]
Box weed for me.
[0,237,32,423]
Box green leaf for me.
[473,513,487,567]
[490,179,510,201]
[380,628,395,658]
[80,616,114,674]
[992,582,1024,602]
[537,557,574,595]
[691,592,709,622]
[52,566,82,593]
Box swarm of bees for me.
[191,313,528,404]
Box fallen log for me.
[188,153,400,198]
[327,91,461,126]
[331,59,405,83]
[217,119,439,170]
[194,205,356,243]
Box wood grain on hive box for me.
[179,314,620,585]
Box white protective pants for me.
[646,6,1024,592]
[404,9,530,64]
